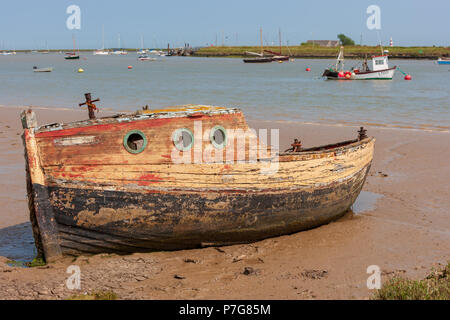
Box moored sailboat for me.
[64,35,80,60]
[93,25,110,55]
[243,28,273,63]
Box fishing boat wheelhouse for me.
[21,98,374,261]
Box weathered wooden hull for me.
[22,106,374,261]
[41,161,369,255]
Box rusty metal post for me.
[358,127,367,140]
[79,93,100,120]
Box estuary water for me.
[0,53,449,131]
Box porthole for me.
[172,128,194,151]
[210,126,227,149]
[123,130,147,154]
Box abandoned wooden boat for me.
[21,98,375,261]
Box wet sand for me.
[0,105,449,299]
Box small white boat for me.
[138,54,156,61]
[112,50,128,55]
[33,66,53,72]
[93,50,109,55]
[437,57,450,65]
[93,26,110,56]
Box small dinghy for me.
[33,66,53,72]
[21,95,374,261]
[138,54,156,61]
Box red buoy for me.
[306,67,311,71]
[338,71,345,78]
[345,73,351,79]
[128,66,133,69]
[404,74,412,80]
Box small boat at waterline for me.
[33,66,53,72]
[65,35,80,60]
[64,53,80,60]
[21,98,374,261]
[138,54,156,61]
[243,28,273,64]
[437,57,450,65]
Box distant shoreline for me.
[5,45,449,60]
[193,45,450,60]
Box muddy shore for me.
[0,105,448,300]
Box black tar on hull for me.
[29,163,371,258]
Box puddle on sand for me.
[351,191,383,215]
[0,222,36,265]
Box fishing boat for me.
[437,57,450,65]
[21,95,374,261]
[243,28,273,63]
[33,66,53,72]
[322,46,396,80]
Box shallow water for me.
[352,191,384,215]
[0,54,448,131]
[0,222,36,262]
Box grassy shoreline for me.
[193,44,450,60]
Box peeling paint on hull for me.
[37,163,371,256]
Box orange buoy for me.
[128,66,133,69]
[404,74,412,80]
[306,67,311,71]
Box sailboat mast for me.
[102,25,105,50]
[72,34,76,54]
[279,28,281,55]
[260,27,263,55]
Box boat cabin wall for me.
[372,55,388,71]
[34,112,263,168]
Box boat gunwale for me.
[278,136,373,157]
[34,106,243,134]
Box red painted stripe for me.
[35,113,240,138]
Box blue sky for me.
[1,0,449,49]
